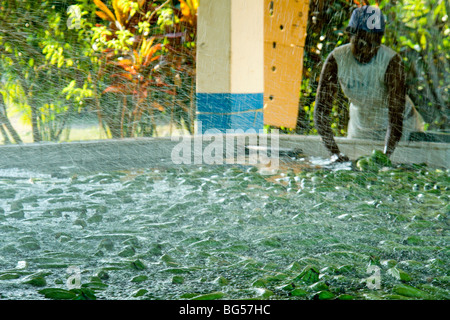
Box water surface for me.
[0,158,448,300]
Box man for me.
[314,5,423,162]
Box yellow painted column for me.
[196,0,264,133]
[264,0,309,129]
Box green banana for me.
[294,265,320,284]
[387,267,412,282]
[316,290,335,300]
[356,150,392,172]
[371,150,392,166]
[38,288,77,300]
[393,284,431,299]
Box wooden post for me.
[264,0,309,129]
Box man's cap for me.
[346,5,385,34]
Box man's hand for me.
[383,147,393,158]
[331,153,350,163]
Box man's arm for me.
[384,54,406,157]
[314,53,349,161]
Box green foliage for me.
[0,0,197,142]
[73,0,197,138]
[0,0,92,142]
[0,0,447,143]
[382,0,449,129]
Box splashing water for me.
[0,156,448,300]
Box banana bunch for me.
[356,150,392,172]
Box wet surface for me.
[0,157,448,300]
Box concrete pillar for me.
[196,0,264,133]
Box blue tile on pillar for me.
[197,93,231,114]
[197,112,230,134]
[197,93,263,133]
[230,110,264,132]
[230,93,264,131]
[197,93,231,133]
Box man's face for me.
[350,31,383,63]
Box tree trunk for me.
[30,103,41,143]
[0,94,23,144]
[0,125,11,144]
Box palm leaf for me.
[180,0,198,25]
[140,38,154,58]
[112,0,125,26]
[143,43,162,66]
[180,0,191,17]
[115,59,133,67]
[103,85,129,94]
[111,59,137,74]
[93,0,116,22]
[150,55,161,62]
[95,11,114,22]
[111,73,133,81]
